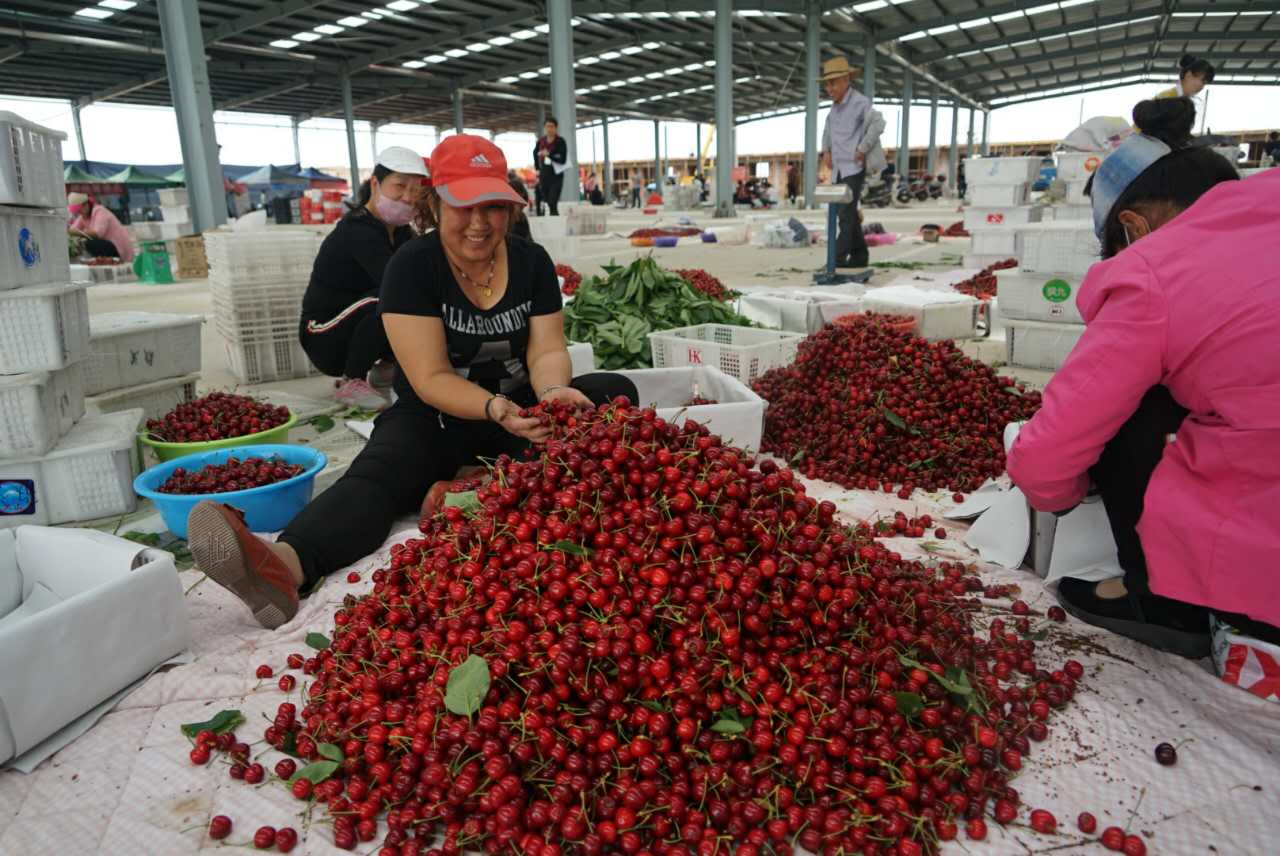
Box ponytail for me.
[343,164,394,213]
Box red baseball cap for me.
[429,134,526,208]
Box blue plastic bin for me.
[133,444,326,539]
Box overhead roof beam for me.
[202,0,331,45]
[0,42,27,64]
[912,9,1154,65]
[215,78,314,111]
[879,0,1079,41]
[338,9,540,74]
[945,34,1168,83]
[575,1,806,13]
[76,68,169,107]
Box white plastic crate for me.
[204,231,322,281]
[1044,203,1092,222]
[0,408,142,528]
[862,285,981,341]
[964,156,1042,185]
[0,282,91,374]
[158,204,190,223]
[0,363,85,459]
[969,183,1030,207]
[963,205,1041,231]
[995,270,1084,324]
[155,221,195,240]
[84,311,204,395]
[0,206,71,290]
[970,229,1018,257]
[737,289,865,335]
[648,324,805,386]
[535,235,582,264]
[157,187,188,206]
[223,333,320,385]
[1017,223,1100,277]
[0,112,66,208]
[86,372,198,421]
[1064,179,1090,205]
[69,262,137,285]
[1055,151,1103,183]
[1005,319,1086,371]
[565,207,609,236]
[615,366,766,451]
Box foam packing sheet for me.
[0,481,1276,854]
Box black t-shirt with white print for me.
[378,231,562,413]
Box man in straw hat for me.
[819,55,886,269]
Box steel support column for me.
[897,68,912,176]
[536,103,546,133]
[291,116,301,165]
[547,0,580,203]
[340,73,361,188]
[452,89,464,134]
[71,102,86,161]
[926,91,938,175]
[863,30,876,102]
[602,116,611,203]
[981,110,990,156]
[370,123,379,163]
[948,102,959,194]
[967,108,975,157]
[713,0,733,217]
[653,120,662,201]
[803,0,820,210]
[156,0,225,231]
[694,123,701,173]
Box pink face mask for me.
[373,194,415,227]
[68,204,83,216]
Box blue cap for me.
[1090,133,1173,239]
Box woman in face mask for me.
[1007,98,1280,659]
[299,146,428,410]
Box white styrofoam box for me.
[565,206,608,236]
[737,289,865,334]
[984,297,1007,342]
[963,205,1042,231]
[0,409,142,529]
[964,156,1042,185]
[223,333,320,385]
[996,269,1085,324]
[1045,203,1092,222]
[969,183,1030,207]
[85,372,198,421]
[1005,319,1086,371]
[0,112,67,208]
[130,221,160,241]
[158,205,190,223]
[615,366,766,451]
[964,252,1015,270]
[1017,222,1100,277]
[84,311,204,395]
[970,228,1018,257]
[0,282,91,374]
[649,324,805,386]
[567,342,595,376]
[528,215,566,240]
[0,206,71,290]
[0,364,85,459]
[862,285,980,341]
[69,261,137,285]
[1065,179,1090,205]
[157,187,188,206]
[1055,151,1104,183]
[0,525,191,764]
[155,221,195,240]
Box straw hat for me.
[817,56,860,81]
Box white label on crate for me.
[17,225,40,268]
[0,480,36,516]
[1084,155,1101,173]
[986,213,1005,225]
[686,346,704,365]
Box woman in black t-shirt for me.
[186,136,636,629]
[299,146,428,411]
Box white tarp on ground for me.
[0,479,1276,855]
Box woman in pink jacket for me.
[1007,98,1279,658]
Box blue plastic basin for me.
[133,444,327,539]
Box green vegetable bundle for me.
[563,256,754,369]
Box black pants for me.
[279,372,637,584]
[630,188,641,208]
[299,302,393,380]
[835,172,869,267]
[84,237,120,258]
[1091,386,1280,644]
[541,173,564,216]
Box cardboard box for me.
[0,525,192,764]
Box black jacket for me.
[534,135,568,181]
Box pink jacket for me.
[72,204,135,262]
[1008,169,1280,628]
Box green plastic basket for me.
[138,409,298,462]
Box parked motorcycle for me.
[861,176,892,208]
[926,174,945,199]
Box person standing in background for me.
[785,164,800,206]
[819,55,886,269]
[1157,55,1215,101]
[533,117,568,216]
[67,192,135,262]
[629,169,642,207]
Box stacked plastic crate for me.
[962,156,1044,269]
[205,229,324,384]
[83,311,204,420]
[0,111,143,528]
[1042,151,1099,223]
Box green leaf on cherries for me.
[544,540,592,557]
[443,490,480,513]
[1003,386,1025,397]
[894,692,924,718]
[710,718,747,734]
[180,709,244,738]
[305,632,331,650]
[290,760,340,785]
[316,742,344,762]
[939,667,975,696]
[308,414,335,433]
[881,408,907,430]
[444,654,491,716]
[280,731,300,758]
[640,700,669,713]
